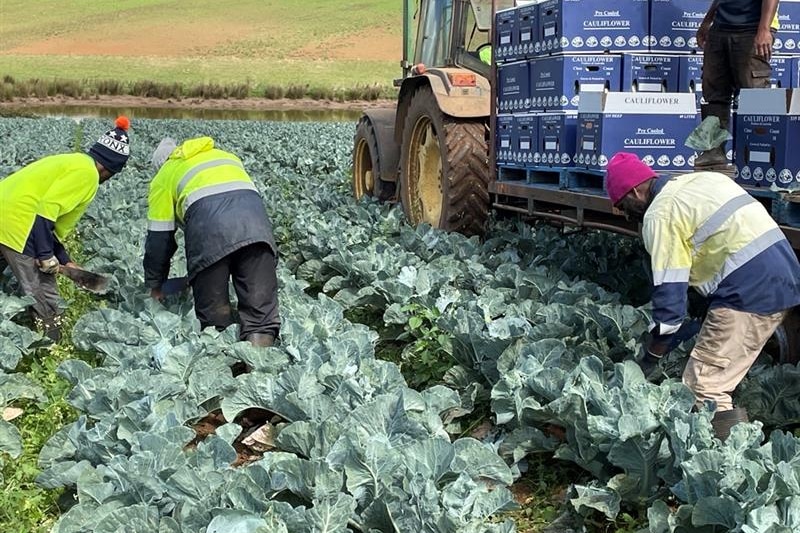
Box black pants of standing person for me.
[190,242,280,341]
[702,28,773,131]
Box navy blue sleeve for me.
[143,230,178,289]
[23,216,70,262]
[647,281,689,354]
[651,282,689,332]
[53,236,70,264]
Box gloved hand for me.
[638,348,664,381]
[667,318,703,352]
[37,256,60,275]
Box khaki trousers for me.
[683,307,787,412]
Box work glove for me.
[667,318,703,352]
[637,348,664,381]
[37,256,60,275]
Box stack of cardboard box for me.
[496,0,800,178]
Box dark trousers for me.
[0,243,61,319]
[702,28,772,131]
[191,243,280,339]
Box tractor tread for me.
[442,119,490,236]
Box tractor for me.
[352,0,513,236]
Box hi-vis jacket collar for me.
[169,137,215,162]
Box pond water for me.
[0,104,364,122]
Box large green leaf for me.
[206,510,270,533]
[0,419,22,458]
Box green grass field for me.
[0,0,401,98]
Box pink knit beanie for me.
[606,152,657,205]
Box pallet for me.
[560,168,606,192]
[527,167,563,187]
[497,166,563,185]
[498,165,608,193]
[491,171,800,245]
[734,185,800,229]
[496,166,528,182]
[772,198,800,228]
[496,165,716,200]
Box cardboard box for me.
[678,55,704,108]
[495,8,519,63]
[537,0,650,55]
[517,4,538,58]
[538,112,578,167]
[792,57,800,87]
[576,92,698,170]
[496,114,515,166]
[622,54,680,92]
[514,114,540,166]
[771,56,793,88]
[530,54,623,111]
[775,0,800,54]
[649,0,710,53]
[498,61,531,113]
[735,88,800,188]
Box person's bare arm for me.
[755,0,779,59]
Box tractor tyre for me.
[767,307,800,365]
[353,116,395,201]
[398,85,490,236]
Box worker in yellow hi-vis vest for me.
[694,0,780,169]
[145,137,280,347]
[606,152,800,441]
[0,117,132,341]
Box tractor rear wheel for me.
[353,116,394,201]
[762,308,800,365]
[398,85,490,236]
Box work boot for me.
[711,407,748,441]
[694,145,730,170]
[246,333,275,347]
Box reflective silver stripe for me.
[696,227,786,296]
[691,194,757,251]
[176,159,244,195]
[148,220,176,231]
[652,267,690,286]
[183,181,257,212]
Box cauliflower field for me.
[1,117,800,533]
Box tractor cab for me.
[406,0,509,79]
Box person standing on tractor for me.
[694,0,779,169]
[0,117,132,341]
[605,152,800,440]
[145,136,280,347]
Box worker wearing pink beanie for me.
[606,151,800,441]
[606,152,657,215]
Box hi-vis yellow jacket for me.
[0,153,99,254]
[643,172,800,337]
[147,136,256,230]
[143,136,276,288]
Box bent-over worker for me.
[606,152,800,440]
[145,136,280,346]
[0,117,132,341]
